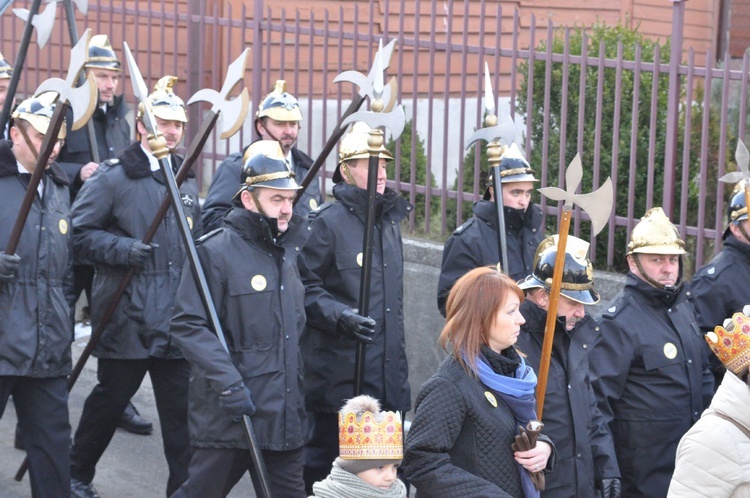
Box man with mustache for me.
[588,208,714,498]
[69,76,201,498]
[201,80,323,232]
[516,235,621,498]
[170,141,310,497]
[437,143,544,316]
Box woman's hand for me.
[514,440,552,473]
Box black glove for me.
[219,382,256,420]
[599,478,621,498]
[0,253,21,283]
[128,241,156,268]
[337,308,375,342]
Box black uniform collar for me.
[332,182,411,222]
[625,271,683,306]
[473,199,534,231]
[723,234,750,260]
[224,206,306,247]
[0,139,70,186]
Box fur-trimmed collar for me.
[0,139,70,186]
[117,142,190,180]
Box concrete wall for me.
[401,236,627,415]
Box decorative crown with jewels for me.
[706,305,750,376]
[338,401,403,461]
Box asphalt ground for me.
[0,323,255,498]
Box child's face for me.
[357,463,399,489]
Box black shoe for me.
[118,401,153,435]
[71,478,100,498]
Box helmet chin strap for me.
[737,221,750,243]
[340,162,357,186]
[632,253,680,291]
[257,118,296,154]
[249,188,267,217]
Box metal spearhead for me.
[72,0,87,14]
[13,0,59,49]
[34,28,96,129]
[466,62,516,149]
[334,38,396,106]
[187,48,251,139]
[0,0,14,17]
[719,139,750,185]
[538,153,614,236]
[123,42,160,139]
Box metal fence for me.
[2,0,747,269]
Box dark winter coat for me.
[71,142,202,359]
[57,94,131,200]
[0,140,74,377]
[170,207,310,451]
[404,352,555,497]
[438,200,543,315]
[588,273,715,498]
[515,301,619,497]
[201,145,322,232]
[298,182,412,413]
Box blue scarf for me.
[469,351,541,498]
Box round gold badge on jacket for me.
[251,275,267,291]
[309,198,318,211]
[663,342,677,359]
[58,219,68,234]
[484,391,497,408]
[356,253,363,267]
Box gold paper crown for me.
[706,305,750,376]
[338,409,403,461]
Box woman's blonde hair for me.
[439,266,524,374]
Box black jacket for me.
[0,140,74,377]
[170,207,310,451]
[404,351,555,497]
[515,301,619,497]
[298,182,412,413]
[588,273,714,498]
[71,142,202,359]
[57,94,131,201]
[438,200,543,315]
[201,145,322,232]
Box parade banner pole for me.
[338,40,406,395]
[535,155,612,419]
[294,39,397,206]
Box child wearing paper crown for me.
[668,305,750,497]
[309,395,407,498]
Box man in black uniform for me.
[437,143,544,316]
[201,80,323,232]
[588,207,714,498]
[690,180,750,388]
[55,33,152,438]
[170,140,310,497]
[0,52,12,139]
[0,93,73,497]
[299,122,412,492]
[516,235,620,498]
[69,76,201,498]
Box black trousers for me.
[171,446,306,498]
[303,411,338,493]
[0,376,71,498]
[70,357,190,496]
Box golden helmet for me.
[256,80,302,122]
[11,92,67,140]
[334,122,394,183]
[85,34,121,72]
[233,140,299,201]
[0,51,12,80]
[627,207,686,256]
[137,75,188,124]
